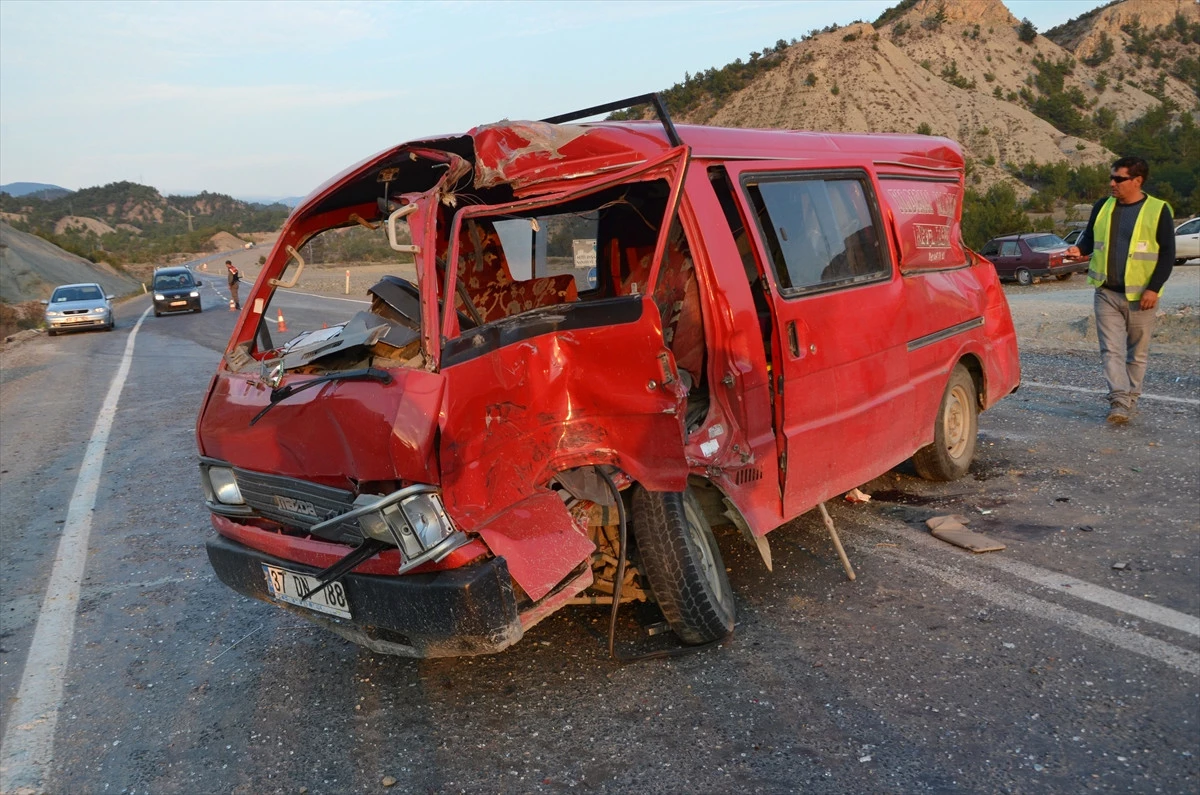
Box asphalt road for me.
[0,273,1197,794]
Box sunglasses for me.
[1109,174,1135,183]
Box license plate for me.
[170,300,186,306]
[64,316,87,323]
[262,564,351,619]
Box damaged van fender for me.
[197,94,1020,657]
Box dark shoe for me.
[1107,404,1130,424]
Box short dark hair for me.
[225,260,232,265]
[1112,156,1148,181]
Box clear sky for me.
[0,0,1111,201]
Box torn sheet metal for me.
[278,312,391,371]
[475,490,595,603]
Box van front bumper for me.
[206,534,523,657]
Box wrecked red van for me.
[198,95,1020,657]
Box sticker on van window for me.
[883,181,965,271]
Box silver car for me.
[42,282,115,336]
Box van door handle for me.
[787,321,800,357]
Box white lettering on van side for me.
[913,223,952,249]
[885,187,958,217]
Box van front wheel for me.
[913,364,978,481]
[631,486,735,645]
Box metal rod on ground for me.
[818,502,856,581]
[345,270,350,295]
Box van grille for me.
[232,467,362,542]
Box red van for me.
[198,95,1020,657]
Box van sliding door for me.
[723,162,916,517]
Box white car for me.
[42,282,115,336]
[1175,217,1199,264]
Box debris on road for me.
[845,487,872,503]
[926,515,1006,553]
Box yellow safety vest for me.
[1088,195,1170,301]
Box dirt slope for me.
[678,0,1198,195]
[0,222,140,303]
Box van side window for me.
[744,175,888,294]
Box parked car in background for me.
[152,267,203,316]
[979,232,1089,285]
[42,282,114,335]
[1175,217,1200,264]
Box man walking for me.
[226,260,241,310]
[1067,156,1175,424]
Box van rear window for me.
[744,175,888,293]
[878,178,966,271]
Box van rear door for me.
[724,163,915,516]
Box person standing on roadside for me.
[1066,156,1175,425]
[226,260,241,310]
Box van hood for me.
[197,366,446,489]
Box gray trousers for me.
[1094,287,1157,408]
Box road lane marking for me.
[0,307,152,795]
[873,521,1200,638]
[985,556,1200,638]
[1023,380,1200,406]
[878,546,1200,675]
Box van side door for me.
[725,164,915,517]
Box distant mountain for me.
[1,182,72,200]
[0,181,290,266]
[234,194,305,208]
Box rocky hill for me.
[0,181,290,275]
[653,0,1198,198]
[0,222,140,303]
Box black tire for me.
[1015,268,1032,286]
[630,486,734,644]
[154,310,161,317]
[47,328,57,337]
[194,304,202,314]
[1055,272,1073,281]
[105,320,114,331]
[913,364,978,481]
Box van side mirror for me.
[106,294,115,300]
[196,281,203,287]
[40,299,49,305]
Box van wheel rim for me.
[944,384,970,459]
[683,498,721,592]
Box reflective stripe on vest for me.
[1087,195,1170,301]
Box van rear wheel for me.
[630,486,735,645]
[913,364,978,481]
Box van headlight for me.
[154,293,166,301]
[189,291,200,297]
[349,487,465,572]
[207,467,244,505]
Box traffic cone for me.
[277,309,288,332]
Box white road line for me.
[278,290,370,304]
[880,547,1200,675]
[873,522,1200,638]
[0,307,151,795]
[986,556,1200,637]
[1023,380,1200,406]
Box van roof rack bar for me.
[541,93,682,147]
